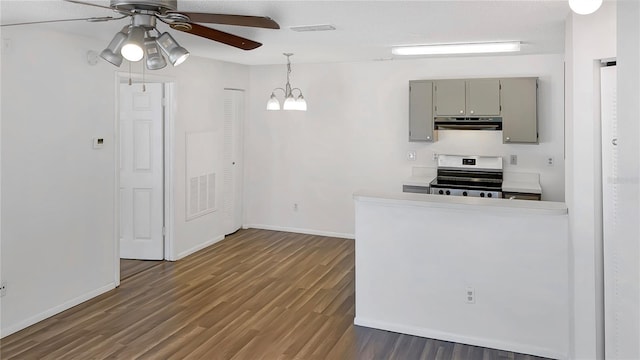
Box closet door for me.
[223,89,245,235]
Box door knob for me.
[232,162,236,165]
[506,137,511,142]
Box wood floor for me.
[120,259,163,281]
[1,229,550,360]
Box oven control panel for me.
[437,154,502,170]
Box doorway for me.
[223,89,245,235]
[114,74,175,285]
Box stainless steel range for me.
[429,155,503,198]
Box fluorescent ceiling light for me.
[290,24,336,32]
[392,41,521,56]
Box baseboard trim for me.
[1,283,116,339]
[353,317,568,360]
[175,235,225,260]
[243,224,355,240]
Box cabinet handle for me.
[459,110,464,114]
[612,138,618,146]
[426,136,431,140]
[506,137,511,142]
[470,110,475,114]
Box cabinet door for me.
[501,78,538,144]
[467,79,501,116]
[409,80,435,142]
[434,80,466,116]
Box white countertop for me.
[403,176,432,187]
[354,190,567,215]
[502,172,542,194]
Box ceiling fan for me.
[2,0,280,69]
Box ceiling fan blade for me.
[1,16,126,27]
[171,23,262,50]
[167,12,279,29]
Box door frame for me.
[113,72,176,287]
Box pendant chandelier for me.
[266,53,307,111]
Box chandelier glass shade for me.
[568,0,603,15]
[267,53,307,111]
[99,14,190,70]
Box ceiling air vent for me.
[290,24,336,32]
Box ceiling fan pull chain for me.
[142,58,146,92]
[128,61,132,86]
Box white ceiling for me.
[1,0,571,65]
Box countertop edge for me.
[354,190,567,215]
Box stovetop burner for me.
[430,155,503,198]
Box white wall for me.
[155,56,250,259]
[0,26,249,336]
[564,3,616,359]
[246,54,565,237]
[354,193,570,359]
[1,27,117,337]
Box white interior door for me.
[223,89,244,235]
[601,65,618,359]
[119,82,164,260]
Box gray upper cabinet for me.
[466,79,501,116]
[409,77,538,144]
[501,78,538,144]
[434,79,500,117]
[409,80,435,142]
[433,80,466,116]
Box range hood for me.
[434,117,502,131]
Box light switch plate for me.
[510,155,518,165]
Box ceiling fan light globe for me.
[146,55,167,70]
[121,26,145,62]
[157,32,190,66]
[568,0,603,14]
[121,43,144,61]
[100,49,124,67]
[170,49,189,66]
[266,94,280,110]
[99,28,128,67]
[144,37,167,70]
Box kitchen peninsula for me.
[353,191,569,359]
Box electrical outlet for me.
[0,281,7,297]
[547,156,554,167]
[510,154,518,165]
[465,286,475,304]
[433,153,439,161]
[407,151,417,161]
[293,203,299,212]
